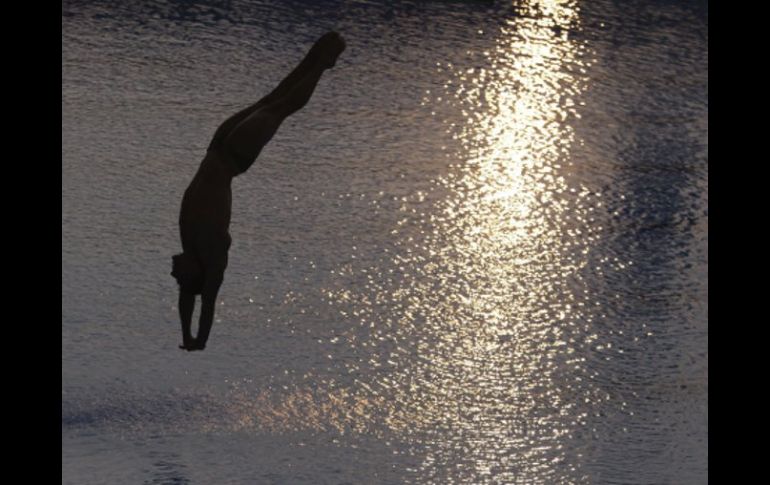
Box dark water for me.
[62,0,708,483]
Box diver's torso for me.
[179,151,233,253]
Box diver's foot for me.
[315,31,345,69]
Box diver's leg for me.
[256,32,343,107]
[221,52,340,164]
[208,32,344,150]
[178,291,196,349]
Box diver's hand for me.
[179,338,205,351]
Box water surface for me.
[62,0,708,483]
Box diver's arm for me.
[195,247,228,350]
[178,290,196,349]
[196,279,222,350]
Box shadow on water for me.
[144,452,191,485]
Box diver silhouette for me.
[171,32,346,351]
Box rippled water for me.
[62,0,708,483]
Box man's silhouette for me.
[172,32,346,351]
